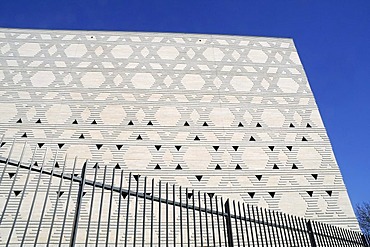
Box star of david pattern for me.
[0,28,358,243]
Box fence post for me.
[306,220,317,247]
[225,199,234,247]
[362,234,369,247]
[70,160,87,247]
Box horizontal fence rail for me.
[0,140,369,246]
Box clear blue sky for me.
[0,0,369,207]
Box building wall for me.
[0,28,358,232]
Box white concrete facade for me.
[0,28,358,243]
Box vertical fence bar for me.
[166,183,169,247]
[268,210,277,247]
[133,173,139,246]
[205,193,210,246]
[20,150,47,245]
[233,200,241,247]
[199,191,204,247]
[306,220,317,247]
[150,179,154,246]
[264,208,272,247]
[106,167,115,246]
[294,216,304,247]
[86,163,98,246]
[238,202,245,247]
[7,145,37,245]
[96,165,107,245]
[0,138,15,186]
[192,189,197,247]
[251,205,259,246]
[173,184,176,246]
[124,173,132,247]
[179,186,183,246]
[242,203,251,247]
[47,155,67,246]
[70,159,87,246]
[287,214,296,247]
[210,195,216,247]
[221,197,228,247]
[186,188,190,247]
[158,180,162,247]
[260,207,268,246]
[0,141,27,224]
[60,157,77,246]
[225,199,234,247]
[117,170,124,245]
[274,211,283,246]
[35,149,59,245]
[247,204,256,247]
[216,196,222,247]
[142,177,147,247]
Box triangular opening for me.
[22,132,27,138]
[195,175,203,181]
[194,135,200,141]
[213,146,219,151]
[268,146,275,151]
[215,164,222,170]
[79,134,85,139]
[154,164,161,170]
[116,144,123,150]
[33,161,38,166]
[326,190,332,196]
[307,191,313,197]
[115,163,121,169]
[287,146,292,151]
[147,121,153,126]
[17,118,22,123]
[311,174,318,180]
[155,145,161,151]
[292,164,298,169]
[249,136,256,141]
[14,190,22,197]
[306,123,312,128]
[187,193,193,199]
[91,120,97,124]
[83,191,87,197]
[8,173,16,179]
[184,121,190,126]
[256,123,262,127]
[238,122,244,127]
[122,192,128,199]
[72,119,78,124]
[207,193,215,198]
[96,144,103,150]
[58,143,65,149]
[175,145,181,151]
[302,136,308,141]
[38,143,45,148]
[55,162,60,168]
[235,164,242,170]
[128,120,134,125]
[137,135,142,140]
[133,174,141,181]
[289,123,295,128]
[57,191,64,198]
[36,119,42,123]
[255,175,262,181]
[175,164,182,170]
[232,146,239,151]
[93,163,100,169]
[203,122,208,126]
[0,142,5,148]
[248,192,255,198]
[268,192,275,198]
[273,164,279,169]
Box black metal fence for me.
[0,141,369,246]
